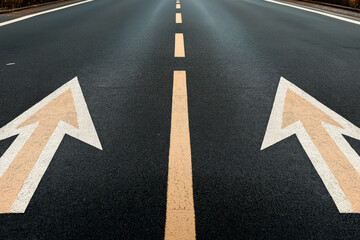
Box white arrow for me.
[262,77,360,213]
[0,77,102,213]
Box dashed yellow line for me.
[165,3,196,240]
[165,71,196,240]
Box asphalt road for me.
[0,0,360,238]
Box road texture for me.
[0,0,360,238]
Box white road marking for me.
[6,63,15,66]
[0,0,94,27]
[262,77,360,213]
[265,0,360,26]
[0,77,102,213]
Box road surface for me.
[0,0,360,238]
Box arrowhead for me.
[261,77,360,214]
[261,77,360,150]
[282,89,342,129]
[18,90,79,129]
[0,77,102,150]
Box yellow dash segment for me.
[176,3,181,9]
[175,33,185,57]
[165,71,196,240]
[176,0,180,3]
[176,13,182,24]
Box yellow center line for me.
[174,33,185,57]
[176,13,183,24]
[176,3,181,9]
[176,0,180,3]
[165,71,196,240]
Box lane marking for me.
[6,63,15,66]
[0,0,94,27]
[176,13,183,24]
[265,0,360,26]
[262,77,360,213]
[0,77,102,213]
[175,33,185,57]
[165,71,196,240]
[176,0,180,3]
[176,3,181,9]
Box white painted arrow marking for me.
[0,77,102,213]
[262,77,360,213]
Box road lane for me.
[179,0,360,238]
[0,0,175,238]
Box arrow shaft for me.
[0,123,57,213]
[305,122,360,212]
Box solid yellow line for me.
[176,3,181,9]
[165,71,196,240]
[174,33,185,57]
[176,13,182,24]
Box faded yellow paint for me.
[283,90,360,212]
[165,71,196,240]
[0,90,78,213]
[176,3,181,9]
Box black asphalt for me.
[0,0,360,238]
